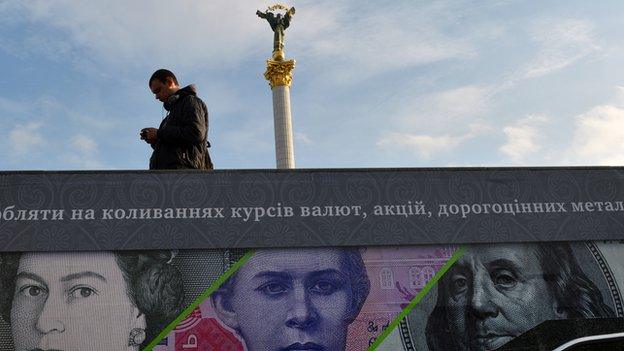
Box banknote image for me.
[212,248,370,351]
[392,242,624,351]
[155,245,456,350]
[0,249,230,351]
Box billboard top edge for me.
[1,165,624,175]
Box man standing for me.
[141,69,213,170]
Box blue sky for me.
[1,0,624,170]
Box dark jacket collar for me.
[164,85,197,111]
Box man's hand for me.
[140,127,158,144]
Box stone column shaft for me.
[264,59,296,169]
[272,85,295,169]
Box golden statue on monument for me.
[256,4,296,61]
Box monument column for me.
[265,59,296,169]
[257,4,297,169]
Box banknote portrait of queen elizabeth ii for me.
[0,251,184,351]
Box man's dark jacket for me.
[150,85,213,170]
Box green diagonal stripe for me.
[142,250,255,351]
[367,246,467,351]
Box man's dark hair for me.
[149,69,179,86]
[425,243,615,351]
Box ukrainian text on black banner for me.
[1,168,624,251]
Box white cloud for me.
[71,134,97,153]
[569,104,624,165]
[377,133,462,159]
[0,1,476,80]
[0,94,110,169]
[418,86,490,121]
[1,0,271,70]
[496,88,624,167]
[499,115,549,163]
[64,134,102,169]
[9,122,45,155]
[392,85,492,134]
[377,122,491,159]
[0,97,28,115]
[295,132,312,145]
[289,1,476,83]
[376,84,493,160]
[521,18,600,79]
[615,86,624,102]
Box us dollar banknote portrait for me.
[379,241,624,351]
[0,249,235,351]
